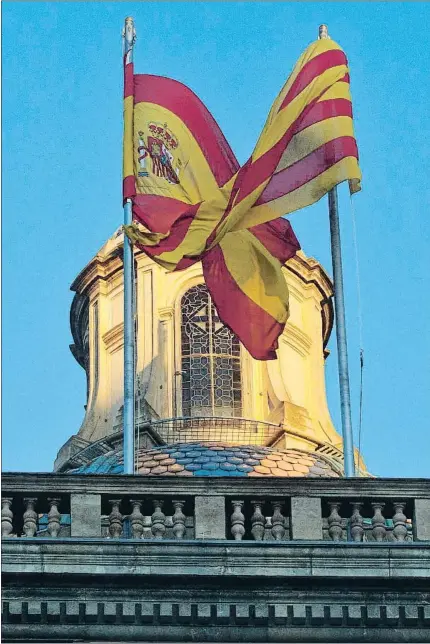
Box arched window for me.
[180,284,242,418]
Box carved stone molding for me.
[102,323,124,354]
[282,323,312,357]
[3,591,430,642]
[158,306,174,321]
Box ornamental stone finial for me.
[319,24,330,40]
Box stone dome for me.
[69,441,342,477]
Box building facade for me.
[2,232,430,642]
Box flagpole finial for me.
[123,16,136,50]
[319,24,330,40]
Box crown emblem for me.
[147,122,179,150]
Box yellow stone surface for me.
[276,461,293,471]
[254,465,271,474]
[298,458,315,466]
[293,463,309,473]
[260,459,276,468]
[57,230,369,476]
[271,467,291,477]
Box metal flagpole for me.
[123,17,136,474]
[319,24,356,477]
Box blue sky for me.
[2,2,429,476]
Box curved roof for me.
[69,441,342,477]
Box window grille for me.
[181,284,242,418]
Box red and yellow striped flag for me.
[123,37,361,360]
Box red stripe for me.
[233,97,352,207]
[204,158,251,249]
[256,136,358,205]
[124,60,134,99]
[202,245,284,360]
[175,257,197,271]
[123,175,135,201]
[132,195,201,255]
[229,97,320,207]
[280,49,347,111]
[133,75,239,187]
[250,218,300,264]
[227,70,350,209]
[294,98,352,134]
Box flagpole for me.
[123,17,136,474]
[319,24,355,477]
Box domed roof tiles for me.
[70,441,341,477]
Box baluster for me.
[328,502,343,541]
[47,498,61,538]
[231,500,245,541]
[172,500,186,539]
[129,500,144,539]
[108,499,123,538]
[1,498,13,537]
[23,498,38,537]
[151,500,166,539]
[251,501,265,541]
[350,502,364,542]
[371,502,386,542]
[271,501,286,541]
[392,501,408,542]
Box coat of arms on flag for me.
[137,123,181,184]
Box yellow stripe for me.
[213,67,355,238]
[318,80,352,102]
[230,156,361,231]
[252,64,348,161]
[275,115,354,172]
[133,102,220,204]
[156,182,234,269]
[210,180,271,248]
[219,230,290,324]
[269,39,343,119]
[123,95,134,180]
[123,222,169,247]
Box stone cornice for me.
[286,252,333,300]
[2,540,429,579]
[70,252,124,295]
[285,253,334,350]
[2,473,430,498]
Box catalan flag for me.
[123,36,361,360]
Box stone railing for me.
[2,473,429,542]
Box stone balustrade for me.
[2,473,430,542]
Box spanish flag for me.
[123,37,361,360]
